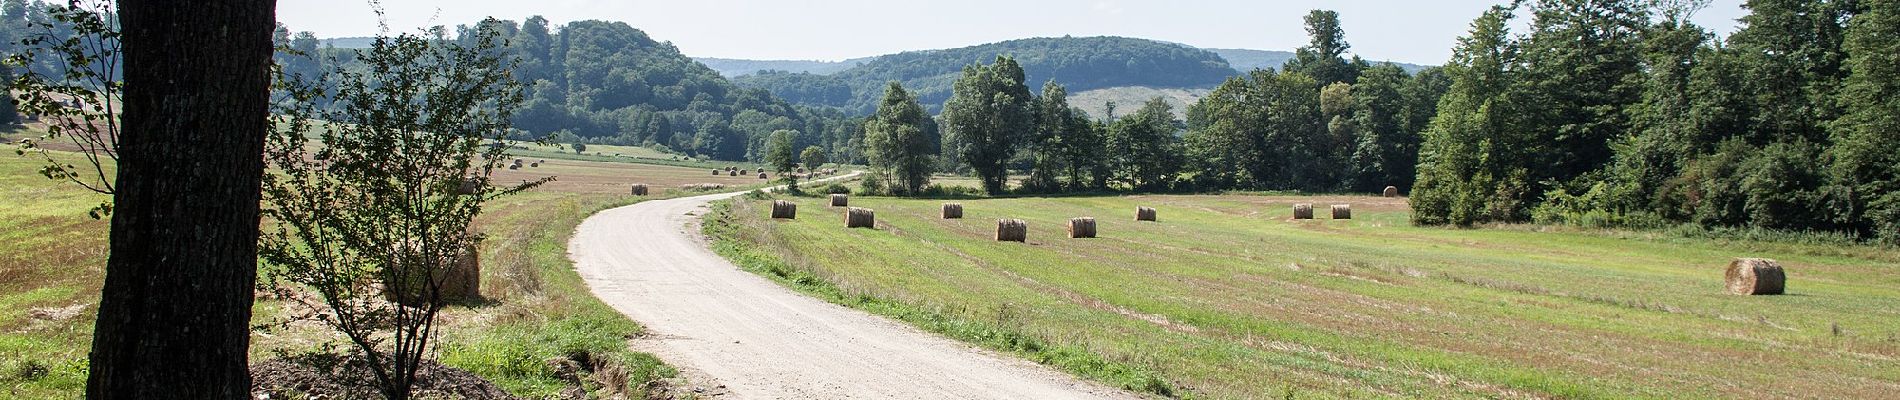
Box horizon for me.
[278,0,1748,66]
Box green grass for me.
[709,193,1900,399]
[0,152,108,398]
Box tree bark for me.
[87,1,276,398]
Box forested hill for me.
[388,18,856,162]
[733,36,1236,114]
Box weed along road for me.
[569,173,1136,399]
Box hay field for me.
[713,194,1900,399]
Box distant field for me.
[714,193,1900,398]
[505,141,767,171]
[1069,86,1211,120]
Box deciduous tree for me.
[941,56,1033,194]
[87,0,276,397]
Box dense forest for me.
[734,36,1238,114]
[1410,0,1898,242]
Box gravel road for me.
[569,176,1137,399]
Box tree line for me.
[1412,0,1896,243]
[856,10,1449,199]
[735,36,1239,115]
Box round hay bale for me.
[844,207,875,228]
[384,242,480,306]
[507,164,520,170]
[739,169,749,176]
[1293,204,1314,220]
[759,172,768,179]
[1383,186,1400,198]
[996,219,1028,242]
[829,194,849,207]
[530,162,540,168]
[728,170,738,176]
[440,245,480,302]
[456,179,483,195]
[771,200,797,219]
[630,184,649,196]
[1068,217,1097,238]
[941,203,964,219]
[797,167,806,174]
[1135,206,1157,222]
[712,169,721,175]
[1331,204,1353,220]
[1725,258,1786,295]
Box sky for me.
[277,0,1750,66]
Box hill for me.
[733,36,1236,115]
[695,57,873,77]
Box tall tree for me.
[1183,69,1327,192]
[1513,0,1649,194]
[862,82,934,194]
[1831,0,1900,241]
[1024,80,1099,192]
[1283,9,1367,86]
[1041,82,1104,191]
[941,56,1033,194]
[1606,4,1714,214]
[1347,64,1416,193]
[1106,97,1182,191]
[88,0,276,398]
[1412,5,1522,226]
[1728,0,1856,146]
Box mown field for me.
[712,193,1900,399]
[0,130,761,397]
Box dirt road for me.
[569,177,1137,399]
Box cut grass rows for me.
[711,193,1900,399]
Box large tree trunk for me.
[87,1,276,398]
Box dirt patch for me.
[250,353,518,400]
[26,303,89,322]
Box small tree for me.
[800,145,827,171]
[863,82,935,195]
[765,129,797,187]
[4,0,122,218]
[260,23,540,400]
[572,141,587,154]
